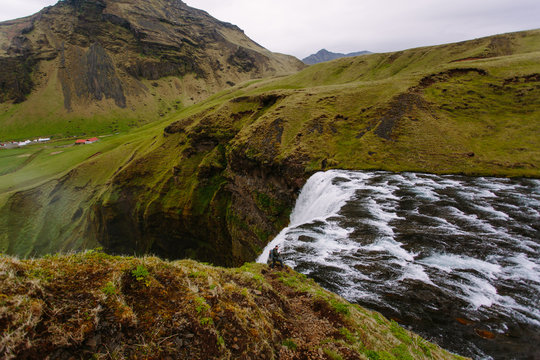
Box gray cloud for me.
[0,0,57,21]
[185,0,540,58]
[1,0,538,59]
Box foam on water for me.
[446,206,501,234]
[257,170,540,359]
[472,204,510,219]
[454,274,499,309]
[364,238,415,262]
[399,263,435,285]
[505,254,540,283]
[419,254,502,277]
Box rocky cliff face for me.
[92,93,309,266]
[0,0,304,137]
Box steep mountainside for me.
[0,29,539,266]
[303,49,371,65]
[0,0,304,139]
[0,252,466,360]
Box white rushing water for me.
[257,170,540,359]
[257,170,365,263]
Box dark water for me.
[258,171,540,360]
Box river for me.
[257,170,540,360]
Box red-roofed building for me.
[75,137,99,145]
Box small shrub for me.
[85,247,112,260]
[339,327,356,344]
[392,344,414,360]
[330,299,350,316]
[364,350,395,360]
[364,350,379,360]
[252,274,264,285]
[217,335,225,347]
[29,268,54,282]
[324,348,344,360]
[102,282,117,296]
[131,265,151,286]
[278,273,310,292]
[372,312,386,325]
[282,338,297,350]
[418,340,432,358]
[200,317,214,326]
[415,338,435,357]
[189,271,207,278]
[131,265,149,281]
[195,297,210,314]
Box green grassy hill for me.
[0,29,539,264]
[0,251,467,359]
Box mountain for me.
[0,29,539,266]
[302,48,371,64]
[0,252,464,359]
[0,0,304,140]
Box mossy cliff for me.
[0,252,467,359]
[0,29,539,265]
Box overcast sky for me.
[1,0,539,59]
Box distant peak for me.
[302,49,372,65]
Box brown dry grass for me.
[0,251,466,360]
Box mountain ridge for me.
[302,48,372,64]
[0,0,305,140]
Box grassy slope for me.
[229,29,540,176]
[0,88,244,257]
[0,29,539,259]
[0,61,198,141]
[0,252,467,360]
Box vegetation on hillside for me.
[0,29,539,263]
[0,251,467,359]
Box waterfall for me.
[256,170,362,263]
